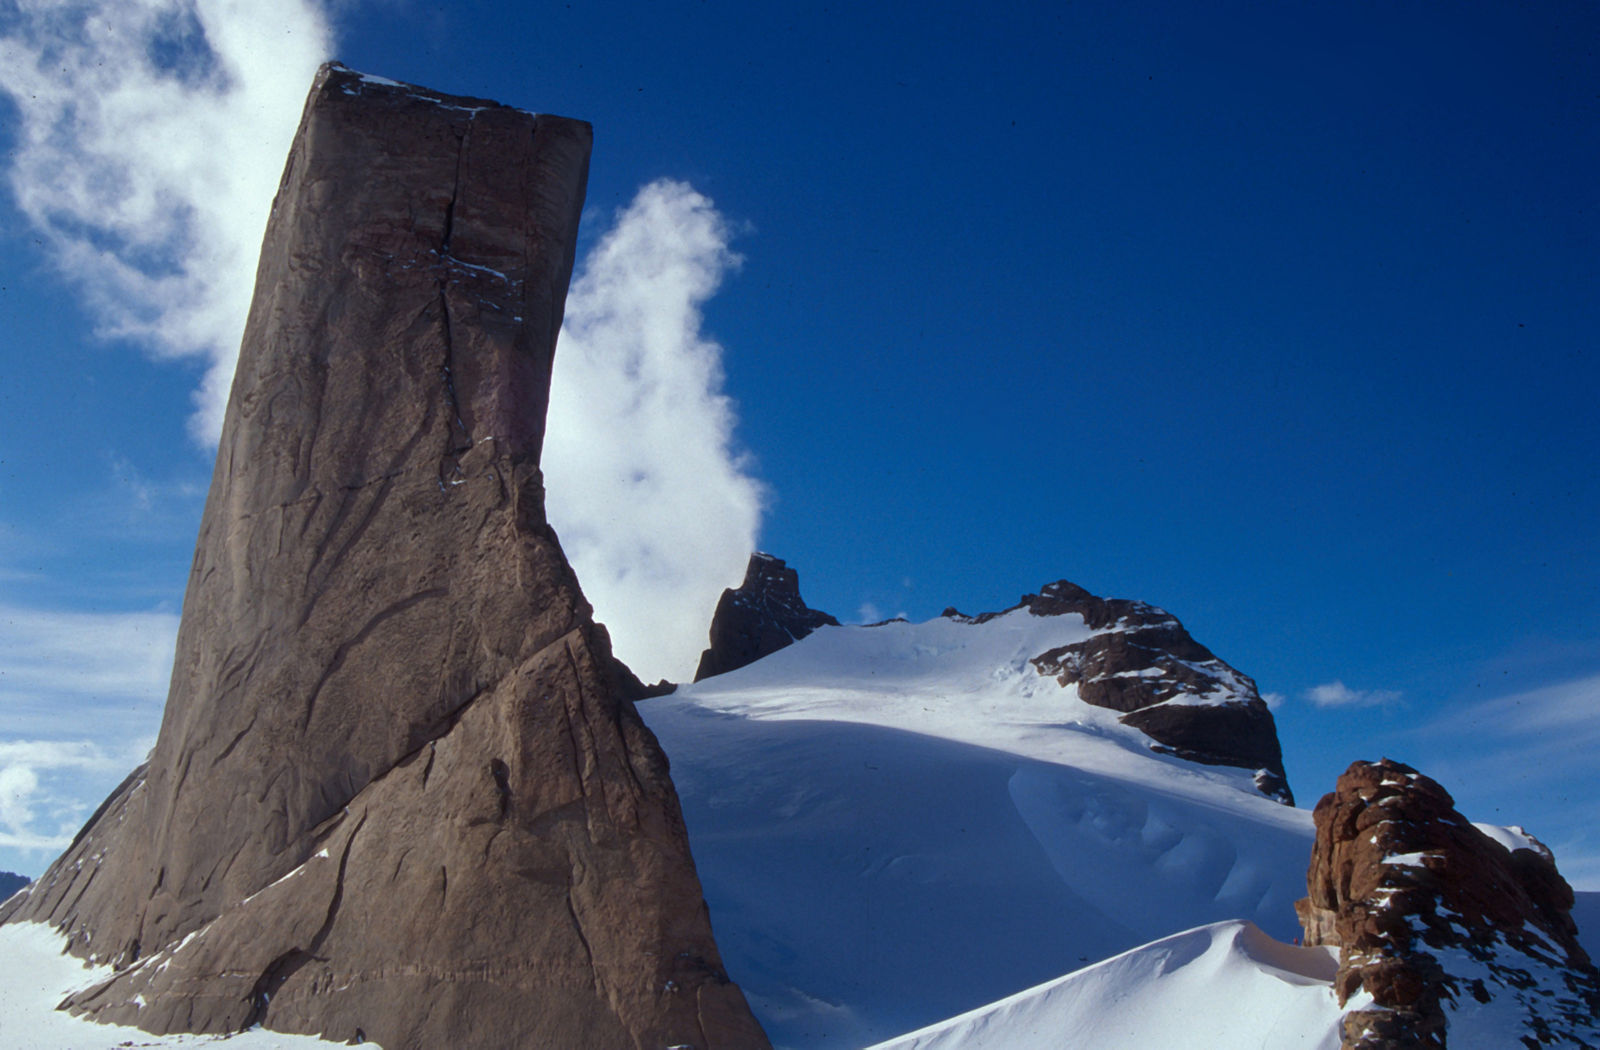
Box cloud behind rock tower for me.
[545,180,765,683]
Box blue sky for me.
[0,1,1596,886]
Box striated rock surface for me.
[693,552,839,681]
[1021,581,1293,804]
[1297,758,1600,1049]
[0,63,768,1050]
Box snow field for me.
[862,920,1345,1050]
[645,609,1320,1048]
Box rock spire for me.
[694,552,839,681]
[1,64,768,1050]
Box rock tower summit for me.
[0,64,769,1050]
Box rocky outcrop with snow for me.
[694,552,840,681]
[1298,758,1600,1049]
[0,64,767,1050]
[1018,580,1293,804]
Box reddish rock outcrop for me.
[0,64,768,1050]
[693,552,839,681]
[1298,759,1600,1049]
[1023,580,1293,804]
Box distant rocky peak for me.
[0,871,27,904]
[1024,579,1294,805]
[1299,758,1600,1049]
[694,553,840,681]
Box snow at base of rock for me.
[0,922,378,1049]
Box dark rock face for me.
[1297,759,1600,1049]
[0,64,768,1050]
[1024,581,1293,804]
[0,871,27,903]
[693,552,839,681]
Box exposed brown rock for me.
[0,63,768,1050]
[1298,758,1600,1049]
[1024,581,1293,804]
[693,552,839,681]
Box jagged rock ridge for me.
[0,64,768,1050]
[1297,758,1600,1049]
[1014,580,1293,804]
[694,552,839,681]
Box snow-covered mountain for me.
[641,588,1321,1048]
[5,577,1594,1049]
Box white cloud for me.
[0,606,176,867]
[1260,691,1285,710]
[1304,680,1401,708]
[0,0,332,443]
[0,740,127,853]
[544,180,763,683]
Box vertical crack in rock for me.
[437,287,470,487]
[437,118,473,488]
[3,63,771,1050]
[489,759,512,819]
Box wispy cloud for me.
[1260,691,1285,711]
[1304,680,1402,708]
[1408,671,1600,890]
[0,0,332,443]
[545,180,764,682]
[0,604,178,743]
[0,605,177,866]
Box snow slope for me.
[642,607,1319,1048]
[864,920,1347,1050]
[0,921,377,1050]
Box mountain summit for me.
[0,64,766,1050]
